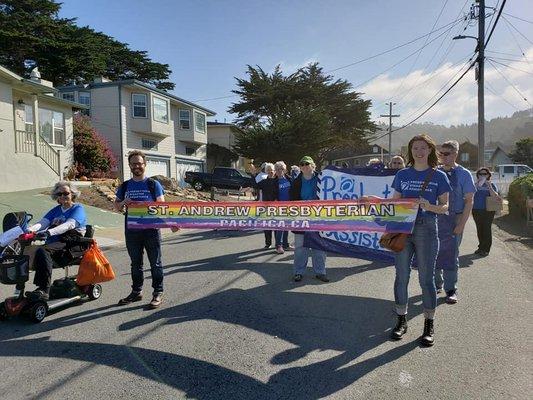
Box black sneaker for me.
[148,293,163,309]
[118,291,142,305]
[293,274,303,282]
[27,289,49,301]
[315,274,330,283]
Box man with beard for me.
[114,150,167,309]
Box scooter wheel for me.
[30,301,47,323]
[88,284,102,300]
[0,302,7,321]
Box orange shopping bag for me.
[76,242,115,286]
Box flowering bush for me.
[73,115,117,178]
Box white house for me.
[0,65,86,192]
[58,78,216,186]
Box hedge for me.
[508,173,533,218]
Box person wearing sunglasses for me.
[472,167,501,257]
[26,181,87,300]
[434,140,476,305]
[289,156,329,283]
[389,155,405,170]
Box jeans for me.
[125,229,163,295]
[435,214,463,293]
[293,233,327,275]
[394,215,439,319]
[275,231,289,247]
[472,209,495,253]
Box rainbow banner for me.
[126,199,418,232]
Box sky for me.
[59,0,533,128]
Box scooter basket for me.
[0,255,29,285]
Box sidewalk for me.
[0,188,124,249]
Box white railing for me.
[15,130,61,176]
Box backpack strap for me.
[419,168,436,196]
[146,178,157,201]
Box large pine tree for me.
[229,63,376,166]
[0,0,174,89]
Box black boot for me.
[420,318,434,347]
[391,314,407,340]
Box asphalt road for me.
[0,218,531,400]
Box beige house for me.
[0,65,86,192]
[206,121,250,172]
[58,79,215,186]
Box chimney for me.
[93,76,111,83]
[29,67,54,88]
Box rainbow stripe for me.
[127,199,418,233]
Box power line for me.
[390,1,471,105]
[352,21,462,89]
[486,49,525,57]
[397,54,476,124]
[325,17,464,73]
[501,15,533,45]
[503,13,533,24]
[487,58,533,75]
[487,58,532,107]
[485,80,522,110]
[369,59,476,142]
[488,56,531,63]
[194,94,237,103]
[484,0,507,49]
[387,0,450,101]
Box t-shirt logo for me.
[401,182,410,191]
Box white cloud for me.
[359,46,533,126]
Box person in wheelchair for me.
[26,181,87,300]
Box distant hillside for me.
[374,109,533,153]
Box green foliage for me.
[508,174,533,218]
[206,143,239,168]
[229,63,376,165]
[73,115,117,178]
[509,137,533,166]
[0,0,173,89]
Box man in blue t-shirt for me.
[435,141,476,304]
[115,150,170,309]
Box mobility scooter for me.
[0,212,102,323]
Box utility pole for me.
[380,103,400,163]
[477,0,485,169]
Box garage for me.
[176,158,204,187]
[145,157,170,178]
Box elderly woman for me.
[273,161,292,254]
[389,155,406,170]
[289,156,328,282]
[27,181,87,300]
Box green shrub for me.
[508,174,533,217]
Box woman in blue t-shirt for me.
[273,161,292,254]
[26,181,87,301]
[472,167,501,257]
[389,134,451,347]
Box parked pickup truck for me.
[184,167,255,191]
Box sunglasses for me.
[478,173,488,176]
[57,192,71,196]
[300,162,310,166]
[439,152,452,156]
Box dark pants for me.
[275,230,289,247]
[33,240,85,291]
[264,230,273,246]
[125,229,163,295]
[472,209,495,253]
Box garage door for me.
[145,158,170,178]
[176,159,204,187]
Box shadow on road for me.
[0,246,429,399]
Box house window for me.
[185,147,195,156]
[79,92,91,116]
[142,138,158,150]
[38,108,65,145]
[179,109,191,129]
[460,153,469,162]
[24,105,34,133]
[152,96,169,123]
[194,111,206,133]
[132,93,147,118]
[373,146,379,154]
[61,92,75,102]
